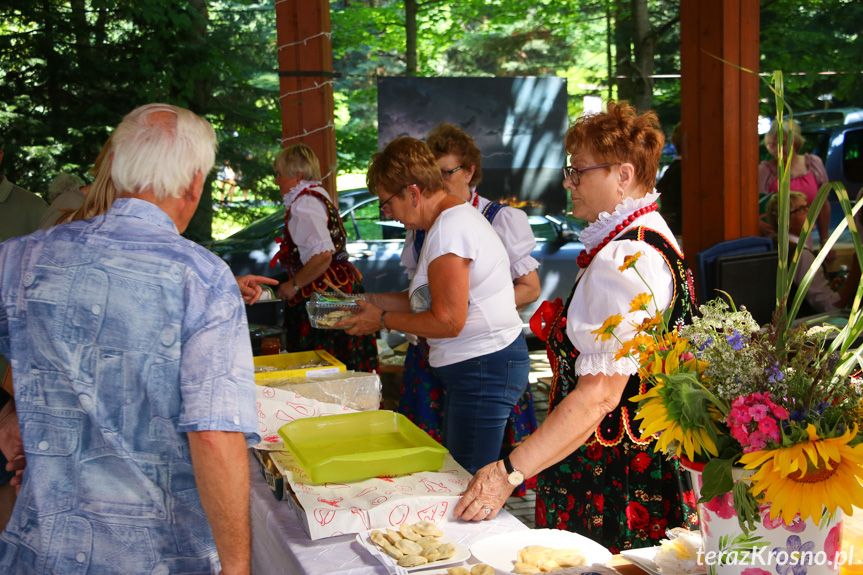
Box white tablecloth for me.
[248,452,530,575]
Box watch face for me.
[508,471,524,486]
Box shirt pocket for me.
[22,411,81,516]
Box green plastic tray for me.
[278,411,448,484]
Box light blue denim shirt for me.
[0,198,260,574]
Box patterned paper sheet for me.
[254,385,357,450]
[269,450,473,540]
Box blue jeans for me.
[433,333,530,474]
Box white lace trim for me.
[578,192,661,251]
[576,352,639,377]
[282,180,324,209]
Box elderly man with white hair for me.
[0,103,259,575]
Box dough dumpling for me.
[552,549,586,567]
[414,520,445,537]
[538,559,561,572]
[437,542,456,559]
[420,547,441,562]
[395,539,423,555]
[513,563,542,575]
[417,536,441,550]
[369,530,387,547]
[471,566,494,575]
[399,522,421,541]
[397,554,428,567]
[381,541,403,560]
[447,569,470,575]
[385,529,402,545]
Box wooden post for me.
[274,0,337,202]
[680,0,760,262]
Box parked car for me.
[209,188,586,331]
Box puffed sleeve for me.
[806,154,829,187]
[568,240,675,377]
[288,194,336,264]
[491,207,539,279]
[400,229,419,280]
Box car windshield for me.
[225,209,282,240]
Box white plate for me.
[357,529,471,573]
[470,529,613,574]
[620,547,706,575]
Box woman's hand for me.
[277,280,299,301]
[453,460,513,521]
[339,300,383,336]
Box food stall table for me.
[248,452,530,575]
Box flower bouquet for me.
[603,72,863,574]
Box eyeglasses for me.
[562,163,619,186]
[440,165,463,179]
[379,184,415,215]
[790,204,810,215]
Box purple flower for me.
[698,336,714,351]
[765,360,785,383]
[773,535,816,575]
[726,330,744,351]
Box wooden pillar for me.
[274,0,337,202]
[680,0,760,261]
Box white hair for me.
[111,103,217,201]
[48,172,85,202]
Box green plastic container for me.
[278,411,449,484]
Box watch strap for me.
[503,455,515,475]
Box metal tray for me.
[278,411,448,484]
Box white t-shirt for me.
[401,191,539,280]
[409,203,522,367]
[569,193,681,377]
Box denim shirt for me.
[0,198,260,574]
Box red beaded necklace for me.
[576,202,659,268]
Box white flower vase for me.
[680,458,845,575]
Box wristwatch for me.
[503,455,524,486]
[380,311,390,334]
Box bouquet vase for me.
[680,457,845,575]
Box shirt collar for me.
[107,197,179,234]
[283,180,324,208]
[578,191,661,251]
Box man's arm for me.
[188,431,250,575]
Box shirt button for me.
[38,441,49,451]
[76,552,86,563]
[159,327,175,346]
[91,304,102,315]
[233,415,240,426]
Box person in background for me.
[271,143,378,372]
[47,172,85,204]
[656,121,682,237]
[454,102,696,553]
[398,122,539,484]
[0,149,48,242]
[0,103,259,574]
[765,191,859,315]
[758,119,830,255]
[343,137,530,474]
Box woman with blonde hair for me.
[758,119,830,253]
[453,102,696,552]
[271,143,378,372]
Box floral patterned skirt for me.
[282,282,378,373]
[535,437,697,554]
[399,338,538,494]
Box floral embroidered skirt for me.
[399,338,538,494]
[535,437,697,554]
[282,282,378,373]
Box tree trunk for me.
[613,0,634,105]
[630,0,654,112]
[405,0,418,76]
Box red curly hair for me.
[564,101,664,191]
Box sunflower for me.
[629,293,653,312]
[631,380,720,461]
[592,314,624,342]
[619,251,644,272]
[739,423,863,525]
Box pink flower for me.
[749,403,769,422]
[757,417,780,439]
[772,405,790,419]
[742,569,772,575]
[760,505,806,532]
[703,492,736,519]
[825,523,843,562]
